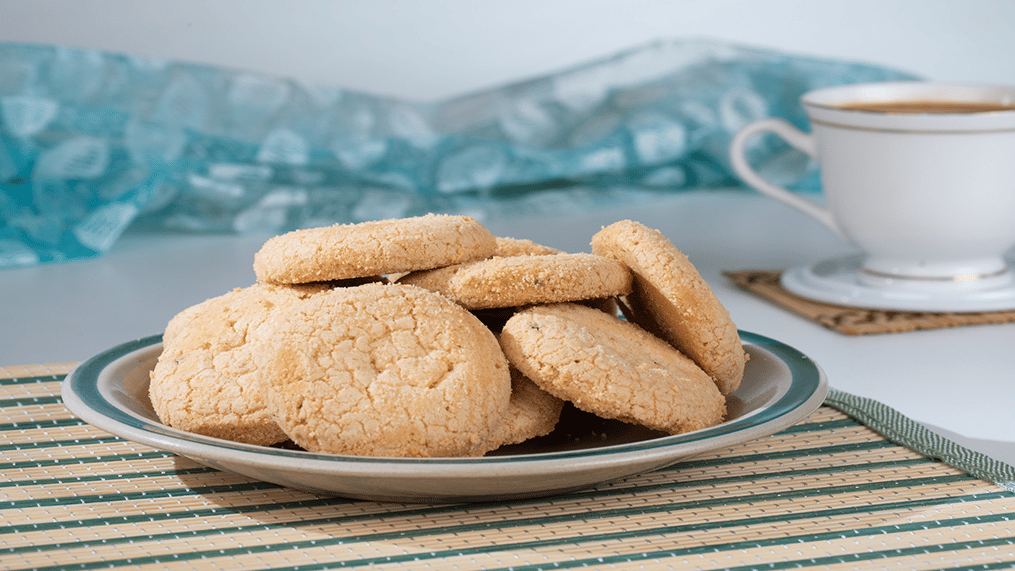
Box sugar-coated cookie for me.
[263,283,511,457]
[499,303,725,435]
[163,276,386,347]
[472,367,565,455]
[253,214,498,284]
[591,220,747,395]
[150,282,334,445]
[398,253,632,310]
[494,236,563,257]
[162,295,221,348]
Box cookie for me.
[472,367,565,455]
[263,283,511,458]
[494,236,563,257]
[398,253,632,310]
[591,220,747,395]
[150,282,334,445]
[499,303,725,435]
[163,276,388,348]
[162,294,222,348]
[253,214,498,284]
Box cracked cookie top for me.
[592,220,747,395]
[499,303,726,435]
[262,283,511,457]
[149,282,333,445]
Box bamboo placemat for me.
[3,363,1014,570]
[725,269,1015,335]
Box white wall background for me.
[2,0,1013,101]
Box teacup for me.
[729,81,1015,290]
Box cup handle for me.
[729,119,847,242]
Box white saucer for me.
[781,255,1015,312]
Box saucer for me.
[781,255,1015,312]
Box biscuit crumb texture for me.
[591,220,748,395]
[494,236,563,257]
[399,253,632,310]
[471,367,565,455]
[149,282,332,445]
[499,303,726,435]
[264,283,511,457]
[253,214,498,284]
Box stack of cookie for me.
[149,214,748,458]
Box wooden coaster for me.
[724,269,1015,335]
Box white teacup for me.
[730,81,1015,290]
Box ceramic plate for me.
[62,331,827,503]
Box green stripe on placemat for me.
[824,388,1015,492]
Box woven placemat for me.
[3,365,1014,570]
[725,269,1015,335]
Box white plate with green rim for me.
[62,331,827,503]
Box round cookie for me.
[162,294,224,348]
[397,253,632,310]
[263,283,511,458]
[591,220,747,395]
[150,282,334,445]
[472,367,564,455]
[499,303,725,435]
[163,276,385,347]
[494,236,563,257]
[253,214,498,284]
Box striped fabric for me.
[825,389,1015,493]
[2,364,1014,570]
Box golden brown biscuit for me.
[163,276,386,348]
[591,220,747,395]
[263,283,512,457]
[162,295,220,348]
[398,253,632,310]
[494,236,563,257]
[499,303,725,435]
[472,367,565,455]
[253,214,498,284]
[149,282,334,445]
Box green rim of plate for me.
[65,330,825,466]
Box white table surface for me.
[2,188,1012,467]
